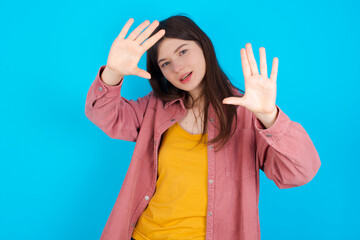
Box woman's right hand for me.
[103,18,165,85]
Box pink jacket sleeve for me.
[85,65,152,142]
[253,105,321,189]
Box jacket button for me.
[154,140,157,145]
[208,211,212,216]
[208,145,213,150]
[170,118,175,122]
[209,179,213,184]
[99,86,102,92]
[266,134,272,137]
[210,118,214,122]
[145,196,150,200]
[131,223,136,227]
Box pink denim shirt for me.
[85,65,321,240]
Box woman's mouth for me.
[180,72,193,83]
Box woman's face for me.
[157,38,206,100]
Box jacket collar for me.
[164,93,186,109]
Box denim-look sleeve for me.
[85,65,152,142]
[254,105,321,189]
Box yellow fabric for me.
[132,122,208,240]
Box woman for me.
[85,15,321,240]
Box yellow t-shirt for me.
[132,122,208,240]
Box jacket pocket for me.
[225,129,257,181]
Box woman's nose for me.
[172,61,184,72]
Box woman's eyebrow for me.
[158,44,188,64]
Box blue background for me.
[1,0,359,239]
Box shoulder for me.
[147,90,166,110]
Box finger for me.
[259,47,268,78]
[240,48,251,79]
[134,67,151,79]
[270,57,279,82]
[135,20,160,44]
[127,20,151,41]
[222,97,246,107]
[245,43,259,75]
[141,29,166,51]
[118,18,135,39]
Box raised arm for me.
[253,107,321,189]
[223,43,320,188]
[85,18,165,141]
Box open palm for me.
[223,43,278,115]
[106,18,165,79]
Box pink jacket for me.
[85,65,321,240]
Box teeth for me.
[181,72,191,80]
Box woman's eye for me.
[161,62,169,68]
[160,50,187,68]
[180,49,187,55]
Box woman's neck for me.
[187,94,205,110]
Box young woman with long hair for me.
[85,15,321,240]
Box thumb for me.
[222,97,246,107]
[134,67,151,79]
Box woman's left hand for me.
[222,43,279,128]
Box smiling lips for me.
[180,71,192,81]
[179,72,193,84]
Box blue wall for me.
[1,0,359,239]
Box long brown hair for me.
[146,14,244,152]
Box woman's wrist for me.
[254,107,279,129]
[101,66,124,86]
